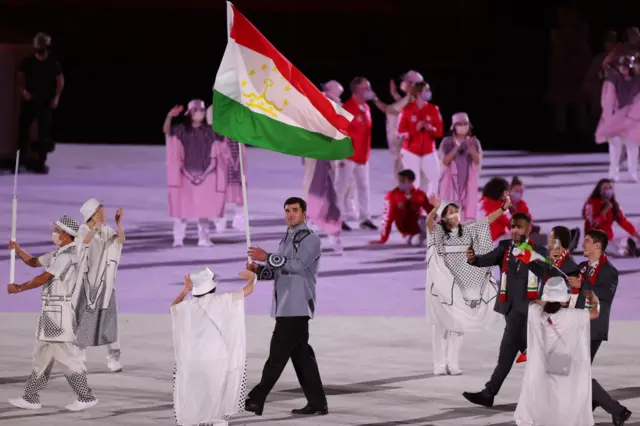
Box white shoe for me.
[433,365,448,376]
[107,360,123,373]
[327,235,343,255]
[197,239,213,247]
[214,218,227,233]
[8,398,41,410]
[447,366,463,376]
[65,399,98,412]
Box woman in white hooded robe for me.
[514,276,598,426]
[425,196,509,375]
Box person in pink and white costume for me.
[163,100,231,247]
[438,112,482,221]
[206,103,247,233]
[596,54,640,183]
[397,81,444,196]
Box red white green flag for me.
[212,2,354,160]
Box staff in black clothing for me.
[568,229,631,426]
[17,33,64,174]
[462,212,549,407]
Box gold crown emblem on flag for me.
[241,64,291,118]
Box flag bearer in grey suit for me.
[568,229,632,426]
[244,196,328,417]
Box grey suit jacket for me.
[256,223,321,318]
[469,239,549,315]
[575,260,619,341]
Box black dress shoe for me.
[613,407,631,426]
[462,390,494,408]
[244,400,263,416]
[341,221,352,231]
[360,219,378,230]
[291,405,329,415]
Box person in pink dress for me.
[596,54,640,183]
[438,112,482,221]
[163,100,231,248]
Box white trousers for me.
[400,149,440,196]
[609,136,639,181]
[335,160,371,221]
[23,341,96,404]
[432,325,464,373]
[173,218,211,244]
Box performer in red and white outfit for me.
[368,169,433,245]
[583,178,640,256]
[478,177,511,242]
[397,81,444,196]
[336,77,377,231]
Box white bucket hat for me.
[54,215,80,237]
[437,200,459,219]
[191,266,218,296]
[186,99,206,114]
[541,277,570,303]
[80,198,102,223]
[401,70,424,84]
[450,112,470,130]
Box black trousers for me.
[248,316,327,408]
[591,339,624,415]
[484,308,528,396]
[18,98,55,168]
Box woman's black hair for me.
[193,287,217,298]
[543,301,562,314]
[587,178,620,219]
[439,204,463,238]
[482,177,509,200]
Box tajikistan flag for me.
[513,242,552,265]
[213,2,355,160]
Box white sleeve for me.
[38,250,56,269]
[45,253,72,277]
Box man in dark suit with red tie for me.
[461,212,549,407]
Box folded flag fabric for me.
[212,2,354,160]
[513,242,552,265]
[516,351,527,363]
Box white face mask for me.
[191,111,205,123]
[52,232,62,246]
[455,124,470,136]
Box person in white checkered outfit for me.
[7,215,98,411]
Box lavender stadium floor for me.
[0,144,639,425]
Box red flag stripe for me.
[229,5,351,136]
[515,251,532,264]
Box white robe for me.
[426,220,501,332]
[171,290,247,426]
[514,304,594,426]
[74,224,123,347]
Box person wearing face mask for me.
[301,80,344,254]
[7,216,99,412]
[462,212,550,408]
[438,112,482,221]
[583,178,640,257]
[73,199,125,373]
[367,169,433,246]
[397,81,444,196]
[596,54,640,183]
[163,100,232,247]
[367,71,424,182]
[478,177,511,242]
[336,77,378,231]
[16,32,65,174]
[206,103,247,233]
[423,196,508,376]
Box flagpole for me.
[238,144,252,263]
[10,150,20,284]
[226,1,252,263]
